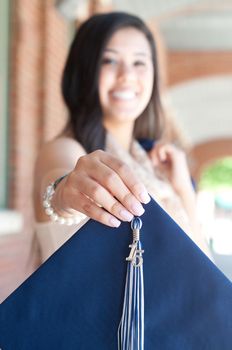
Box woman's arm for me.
[33,137,87,222]
[33,137,150,227]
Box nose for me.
[117,63,136,82]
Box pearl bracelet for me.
[43,175,86,226]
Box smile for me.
[111,90,137,101]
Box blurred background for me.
[0,0,232,302]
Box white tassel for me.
[118,217,144,350]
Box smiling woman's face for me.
[98,27,154,130]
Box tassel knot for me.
[131,217,142,242]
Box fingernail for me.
[139,191,151,204]
[131,202,145,216]
[119,209,134,222]
[109,217,121,227]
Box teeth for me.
[112,91,136,100]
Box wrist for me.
[43,175,85,225]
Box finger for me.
[71,173,135,221]
[155,144,168,162]
[98,152,151,205]
[94,162,145,216]
[69,191,122,228]
[156,144,176,163]
[148,147,159,166]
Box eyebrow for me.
[104,48,151,57]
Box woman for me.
[33,12,209,262]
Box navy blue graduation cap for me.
[1,198,232,349]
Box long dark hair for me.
[62,12,164,152]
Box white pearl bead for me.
[66,217,74,226]
[45,207,54,216]
[57,217,66,224]
[43,177,86,226]
[43,200,51,208]
[51,213,58,221]
[73,216,81,224]
[46,185,54,196]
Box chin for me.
[103,103,147,126]
[113,106,145,120]
[113,112,139,123]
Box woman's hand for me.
[52,150,151,227]
[148,142,193,195]
[148,143,212,257]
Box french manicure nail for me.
[109,217,121,227]
[131,203,145,216]
[119,209,134,222]
[139,191,151,204]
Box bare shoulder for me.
[35,137,86,170]
[34,136,86,194]
[38,136,85,158]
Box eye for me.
[134,60,146,67]
[101,57,117,65]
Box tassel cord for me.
[118,217,144,350]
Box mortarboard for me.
[0,198,232,349]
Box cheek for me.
[98,68,113,101]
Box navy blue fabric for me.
[1,198,232,349]
[138,138,155,152]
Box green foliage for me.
[199,157,232,191]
